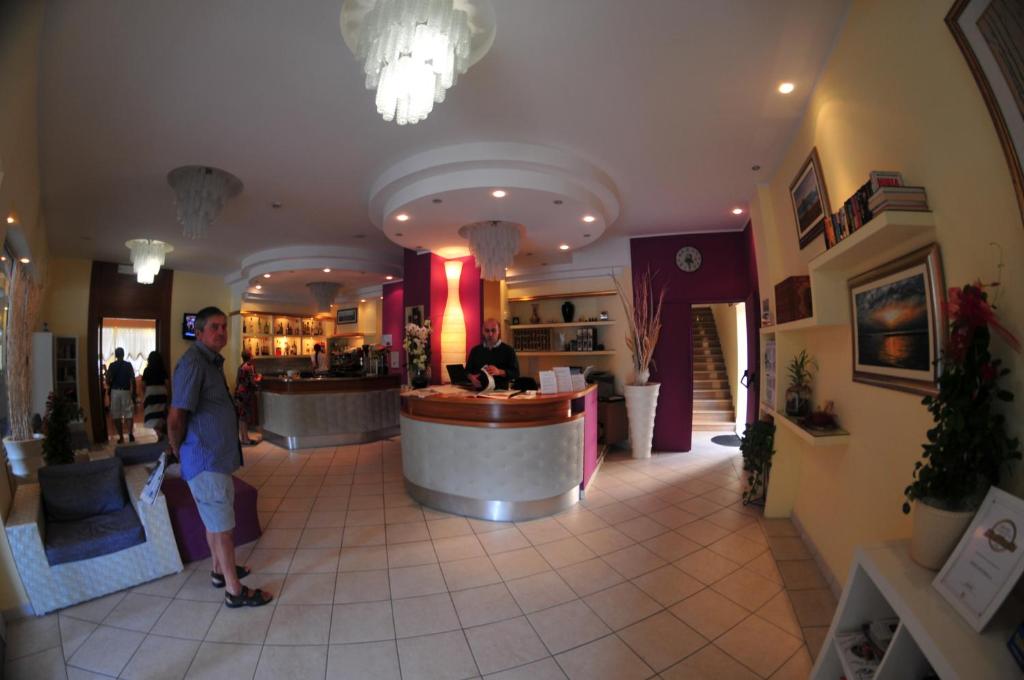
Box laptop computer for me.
[446,364,475,388]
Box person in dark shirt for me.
[467,318,520,389]
[107,347,137,443]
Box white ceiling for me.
[36,0,849,288]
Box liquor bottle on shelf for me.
[276,321,283,335]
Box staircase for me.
[691,306,736,431]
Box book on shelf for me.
[868,185,928,212]
[834,630,883,679]
[869,170,904,193]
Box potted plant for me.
[3,265,45,482]
[903,283,1021,569]
[785,349,817,417]
[403,319,431,389]
[740,419,776,506]
[614,268,666,459]
[42,390,84,466]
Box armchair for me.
[5,458,183,615]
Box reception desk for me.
[400,385,598,521]
[260,374,401,449]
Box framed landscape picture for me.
[848,244,946,395]
[336,307,358,325]
[789,147,832,249]
[947,0,1024,225]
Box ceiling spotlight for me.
[5,215,15,224]
[263,273,271,278]
[271,201,282,209]
[778,82,795,94]
[559,244,570,251]
[751,164,761,172]
[255,284,262,290]
[583,233,591,238]
[395,232,404,237]
[385,275,394,280]
[353,233,366,239]
[582,215,596,223]
[323,268,332,273]
[432,198,443,204]
[732,207,744,215]
[395,213,410,222]
[491,189,506,198]
[360,299,366,303]
[18,257,30,264]
[553,199,563,205]
[380,296,384,300]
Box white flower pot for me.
[624,383,660,459]
[910,500,976,570]
[3,434,45,483]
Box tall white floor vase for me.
[624,383,660,459]
[3,434,45,483]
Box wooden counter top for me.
[401,384,595,428]
[260,374,402,394]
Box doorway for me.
[691,301,752,438]
[98,317,156,442]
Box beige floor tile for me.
[386,521,431,544]
[641,531,702,562]
[132,569,193,598]
[290,548,340,573]
[388,563,448,598]
[675,518,733,548]
[756,591,803,638]
[490,546,551,581]
[618,610,707,671]
[327,640,400,680]
[602,543,667,579]
[186,642,262,680]
[631,564,703,606]
[711,567,782,611]
[477,527,531,555]
[314,496,350,513]
[266,604,332,645]
[803,626,830,661]
[589,502,641,524]
[258,527,303,550]
[392,592,460,638]
[516,518,573,545]
[614,516,670,542]
[441,556,503,591]
[660,643,759,680]
[335,569,391,603]
[583,582,661,630]
[342,524,387,547]
[298,527,343,549]
[575,527,634,555]
[307,511,349,528]
[778,559,828,590]
[669,589,748,640]
[60,615,97,660]
[706,507,757,531]
[67,624,145,676]
[770,645,812,679]
[6,614,60,660]
[427,517,474,539]
[505,571,577,614]
[702,487,742,507]
[767,535,812,561]
[734,522,769,546]
[484,657,566,680]
[622,493,671,514]
[396,630,479,680]
[103,593,171,633]
[788,588,837,627]
[451,583,523,628]
[8,646,69,680]
[338,545,388,571]
[557,558,625,597]
[535,536,597,569]
[677,478,719,496]
[346,508,386,526]
[348,495,385,510]
[151,599,221,640]
[268,510,310,529]
[254,644,328,680]
[176,570,230,603]
[247,548,296,574]
[761,518,799,537]
[708,533,767,565]
[279,572,337,604]
[677,496,723,518]
[383,505,424,525]
[330,602,395,643]
[465,616,548,675]
[277,497,315,513]
[386,540,438,567]
[63,592,126,623]
[120,635,199,680]
[744,550,783,584]
[433,534,487,562]
[527,599,610,654]
[649,505,700,529]
[554,634,652,680]
[554,509,609,535]
[714,614,802,677]
[675,548,741,585]
[205,604,275,644]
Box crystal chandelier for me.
[125,239,173,285]
[459,221,520,281]
[307,282,341,312]
[354,0,473,125]
[166,165,243,239]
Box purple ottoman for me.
[161,475,262,563]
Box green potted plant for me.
[42,390,84,466]
[784,349,817,417]
[903,283,1021,569]
[740,419,776,505]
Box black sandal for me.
[211,565,251,588]
[224,586,273,608]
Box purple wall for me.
[629,228,759,452]
[381,281,404,381]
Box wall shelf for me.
[508,290,616,303]
[764,407,850,447]
[510,321,615,330]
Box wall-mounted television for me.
[182,313,197,340]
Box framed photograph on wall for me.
[789,147,832,249]
[336,307,358,325]
[947,0,1024,225]
[848,244,946,395]
[405,304,424,327]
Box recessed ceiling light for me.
[732,207,744,215]
[5,215,15,224]
[271,201,282,209]
[582,215,596,223]
[751,164,761,172]
[18,257,30,264]
[263,273,271,278]
[432,198,443,204]
[583,233,591,238]
[778,82,795,94]
[353,234,366,239]
[385,275,394,280]
[255,284,262,290]
[395,213,410,222]
[553,199,563,205]
[395,232,403,237]
[360,299,366,303]
[323,268,331,273]
[380,296,384,300]
[491,189,506,198]
[559,244,570,251]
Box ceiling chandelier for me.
[459,220,520,281]
[166,165,243,239]
[342,0,496,126]
[307,282,341,312]
[125,239,173,285]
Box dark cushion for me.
[114,442,165,466]
[43,504,146,566]
[39,457,129,523]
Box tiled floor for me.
[4,432,835,679]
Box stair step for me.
[694,372,726,381]
[695,399,733,410]
[693,410,736,422]
[693,422,736,431]
[694,380,729,390]
[694,389,730,399]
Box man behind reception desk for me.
[467,318,520,389]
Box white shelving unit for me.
[509,321,615,330]
[811,541,1020,680]
[763,406,849,447]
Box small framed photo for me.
[789,147,832,249]
[761,298,771,325]
[848,244,945,396]
[405,305,424,327]
[336,307,358,325]
[934,487,1024,632]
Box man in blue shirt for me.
[168,307,271,608]
[107,348,136,443]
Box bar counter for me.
[401,385,598,521]
[260,374,401,449]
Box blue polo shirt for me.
[172,341,241,481]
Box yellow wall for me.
[41,257,93,433]
[752,0,1024,587]
[170,271,233,385]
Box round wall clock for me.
[675,246,702,273]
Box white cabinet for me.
[811,540,1020,680]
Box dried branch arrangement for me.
[6,264,43,441]
[614,268,666,385]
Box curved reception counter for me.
[260,375,401,449]
[400,385,598,522]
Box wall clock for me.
[675,246,702,273]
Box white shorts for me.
[110,389,134,419]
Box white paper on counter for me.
[554,367,573,393]
[539,370,558,394]
[570,373,586,391]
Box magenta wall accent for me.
[429,254,483,382]
[629,226,759,452]
[381,281,404,381]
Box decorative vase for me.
[624,383,660,459]
[784,385,811,417]
[4,434,45,483]
[410,366,430,389]
[909,500,976,570]
[561,301,575,323]
[530,304,541,324]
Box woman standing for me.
[234,350,261,445]
[142,351,170,440]
[312,343,330,373]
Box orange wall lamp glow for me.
[439,259,467,382]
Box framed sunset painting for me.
[848,244,946,395]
